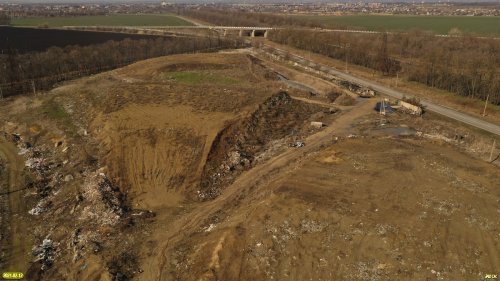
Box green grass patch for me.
[43,100,70,120]
[296,15,500,36]
[41,99,78,135]
[12,14,194,27]
[165,71,239,86]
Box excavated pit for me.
[199,91,325,200]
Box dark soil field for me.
[0,26,161,53]
[11,14,193,28]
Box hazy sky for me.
[0,0,498,3]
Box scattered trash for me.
[29,206,46,216]
[64,174,74,182]
[290,141,305,148]
[337,81,375,98]
[358,88,376,98]
[204,223,217,232]
[28,198,51,216]
[11,133,21,143]
[32,238,58,271]
[18,148,30,155]
[80,172,126,226]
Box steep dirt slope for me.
[0,52,326,280]
[200,91,324,199]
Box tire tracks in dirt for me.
[0,139,30,274]
[152,98,376,280]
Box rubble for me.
[199,91,323,200]
[290,141,305,148]
[28,199,51,216]
[32,238,58,271]
[64,174,74,182]
[337,80,375,98]
[399,100,423,115]
[80,172,126,226]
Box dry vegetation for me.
[174,8,500,106]
[0,51,498,281]
[0,35,245,97]
[269,30,500,105]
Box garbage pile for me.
[200,91,322,200]
[32,238,59,271]
[80,172,126,226]
[337,80,375,98]
[398,100,423,116]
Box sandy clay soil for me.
[0,51,499,281]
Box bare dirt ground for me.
[0,138,32,274]
[260,40,500,125]
[0,51,498,281]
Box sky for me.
[0,0,499,3]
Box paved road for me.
[265,45,500,136]
[64,25,276,30]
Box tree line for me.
[174,7,499,105]
[269,29,499,105]
[0,36,245,98]
[173,7,320,28]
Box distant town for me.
[1,2,499,18]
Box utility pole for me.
[490,139,496,162]
[345,43,350,73]
[345,51,348,72]
[379,98,386,126]
[482,94,489,117]
[31,80,36,95]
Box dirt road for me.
[264,45,500,136]
[0,139,30,274]
[147,98,376,280]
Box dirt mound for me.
[0,52,287,281]
[335,93,356,106]
[199,91,323,200]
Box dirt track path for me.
[145,98,376,280]
[263,44,500,136]
[0,139,30,274]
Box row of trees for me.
[0,36,245,98]
[269,29,500,105]
[176,7,499,105]
[0,12,10,25]
[173,7,320,28]
[270,30,402,75]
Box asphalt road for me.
[266,45,500,136]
